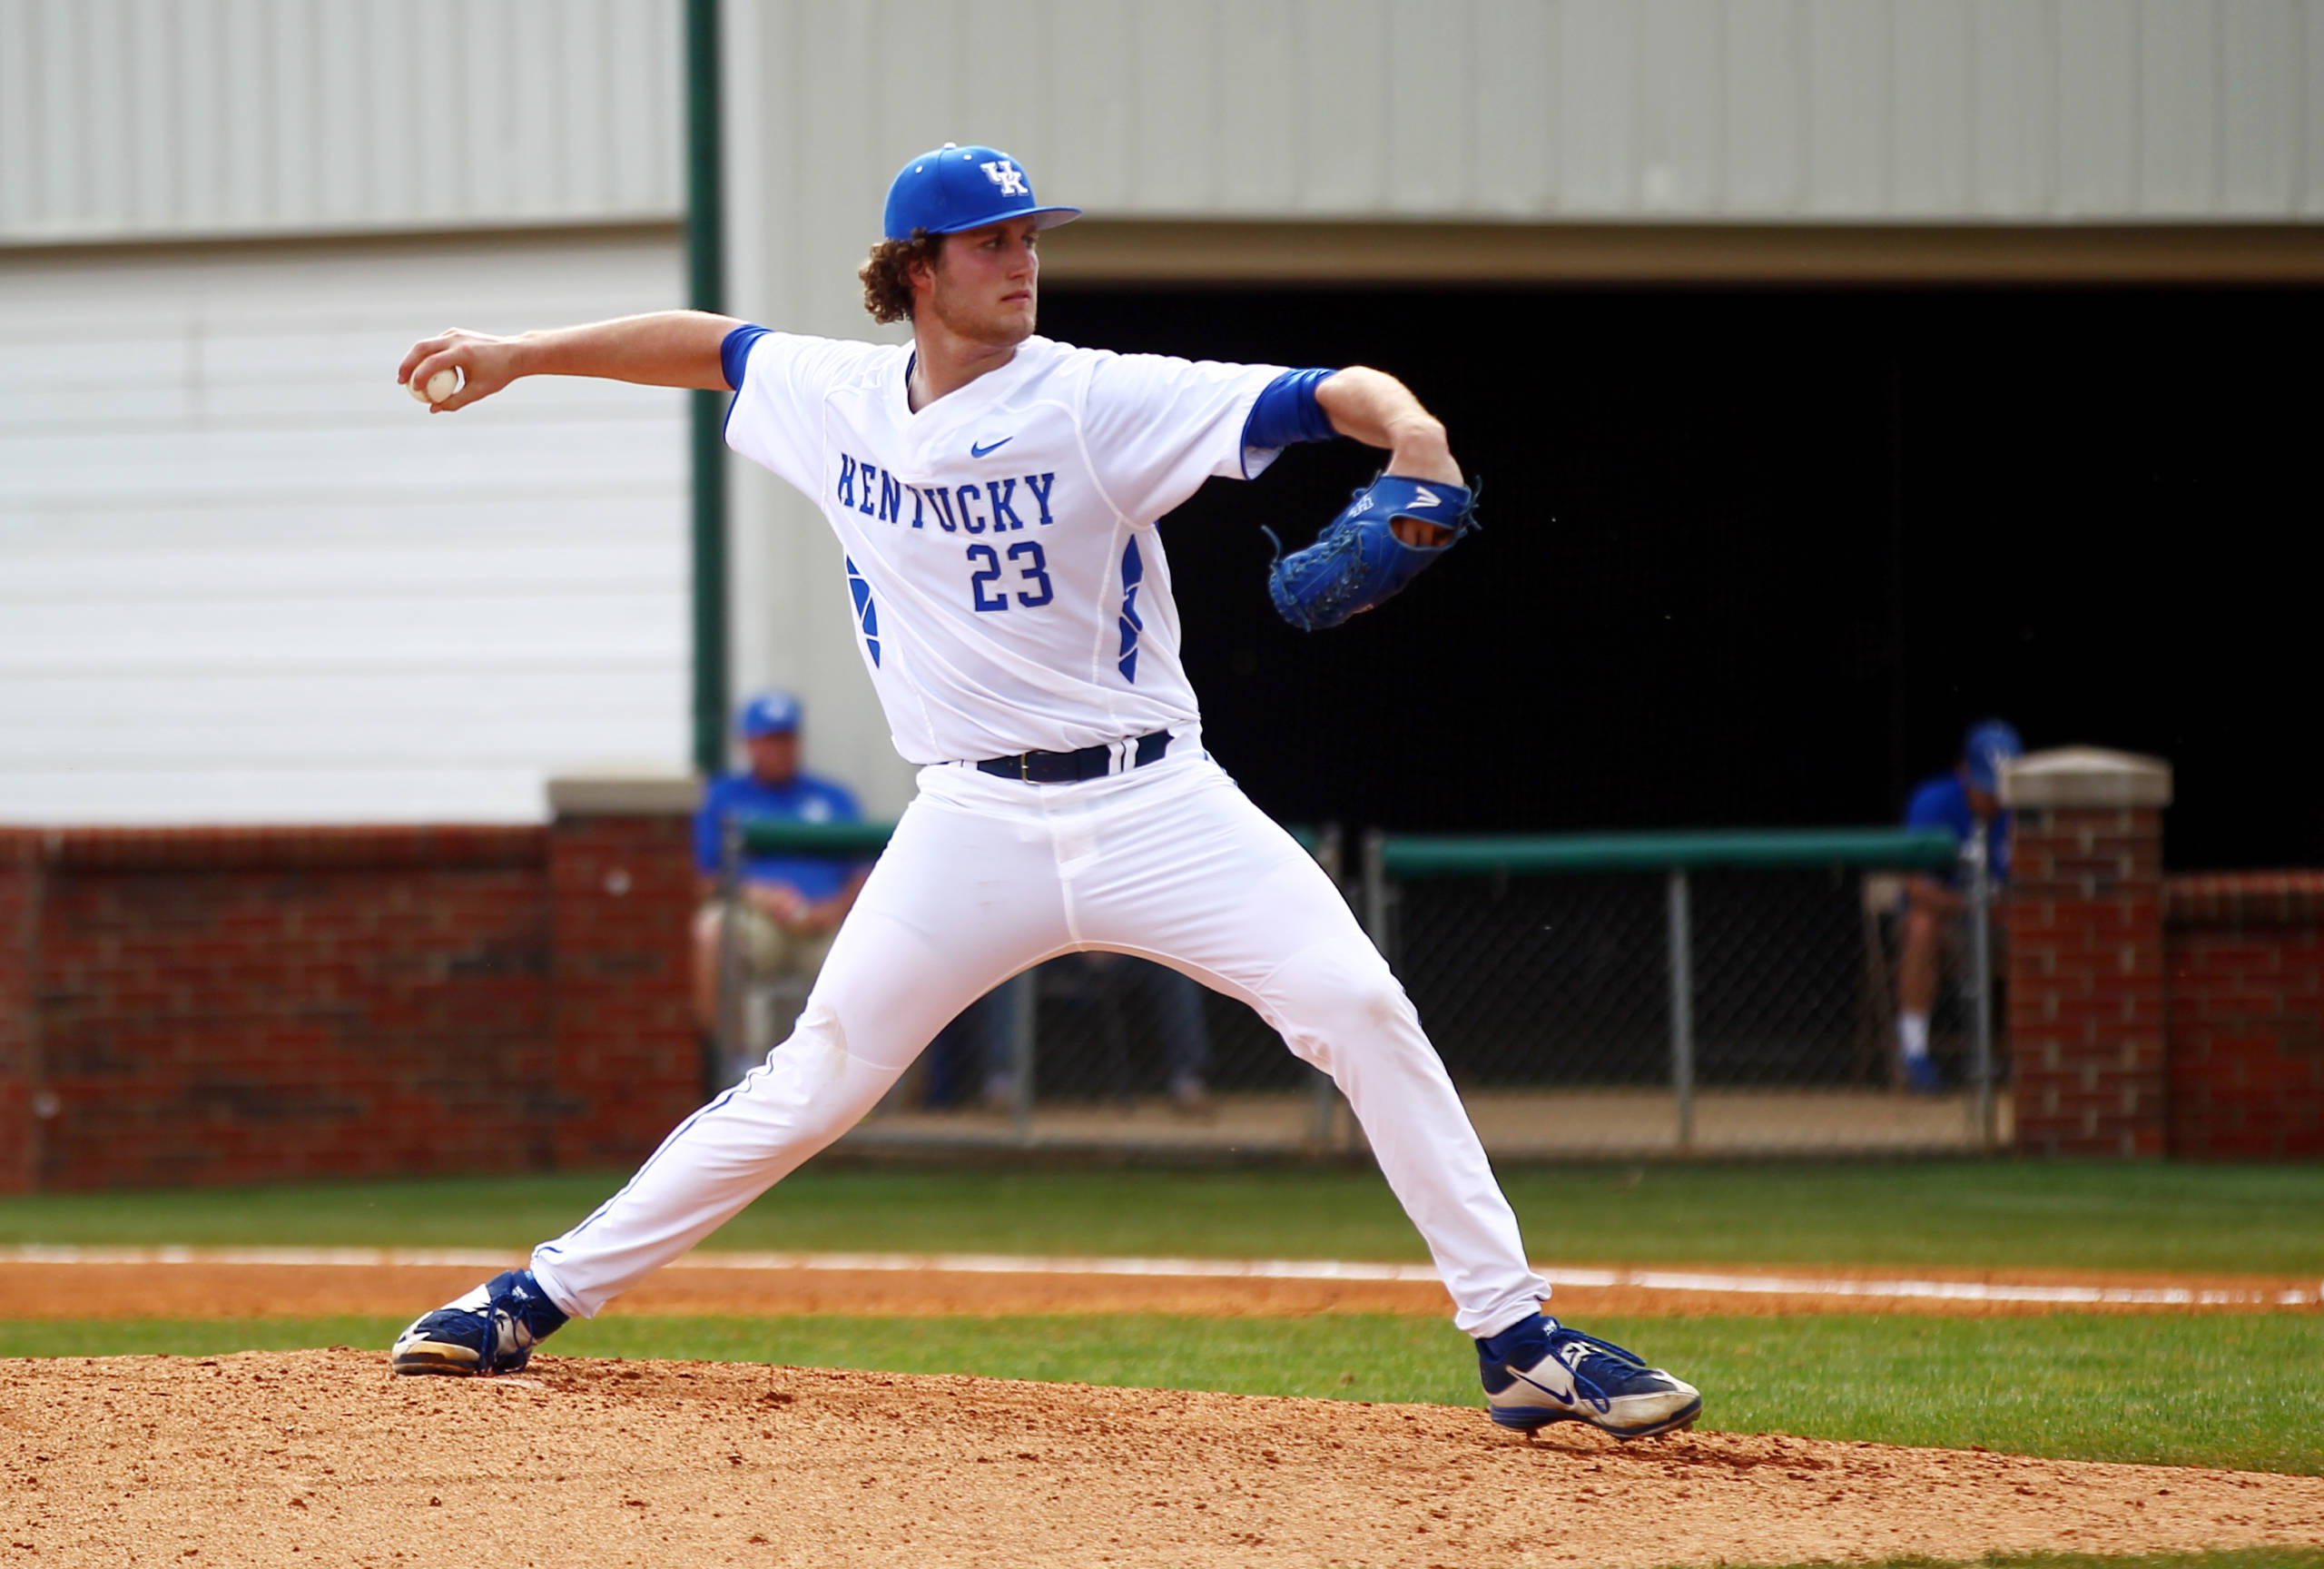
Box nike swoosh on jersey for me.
[970,437,1014,459]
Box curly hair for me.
[859,232,940,324]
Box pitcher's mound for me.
[5,1348,2319,1566]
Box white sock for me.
[1898,1012,1930,1061]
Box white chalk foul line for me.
[2,1245,2316,1308]
[0,1246,520,1269]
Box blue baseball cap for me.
[882,143,1081,241]
[1963,719,2023,792]
[738,690,802,738]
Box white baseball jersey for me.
[724,332,1288,763]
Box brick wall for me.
[2003,749,2324,1161]
[0,832,38,1193]
[2166,873,2324,1159]
[545,805,704,1169]
[0,796,702,1191]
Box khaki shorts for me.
[697,900,838,982]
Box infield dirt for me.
[5,1347,2321,1567]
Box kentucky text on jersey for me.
[836,454,1059,534]
[724,330,1294,765]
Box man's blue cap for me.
[882,143,1081,242]
[1964,719,2024,792]
[738,690,802,738]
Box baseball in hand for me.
[409,368,459,405]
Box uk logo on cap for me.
[738,690,803,737]
[882,143,1081,241]
[1964,719,2023,791]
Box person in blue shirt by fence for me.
[1896,719,2022,1092]
[691,691,872,1060]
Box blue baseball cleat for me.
[1904,1055,1944,1095]
[389,1268,569,1377]
[1477,1314,1702,1438]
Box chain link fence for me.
[1362,830,1999,1158]
[718,819,1999,1159]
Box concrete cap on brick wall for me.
[547,775,703,817]
[1998,747,2172,810]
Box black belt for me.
[976,729,1172,784]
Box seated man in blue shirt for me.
[691,691,871,1077]
[1896,719,2022,1092]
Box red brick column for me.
[546,778,705,1169]
[2002,748,2173,1157]
[0,832,40,1194]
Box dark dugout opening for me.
[1038,285,2321,872]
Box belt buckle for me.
[1019,752,1033,784]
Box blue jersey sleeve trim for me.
[1241,368,1338,452]
[721,323,772,392]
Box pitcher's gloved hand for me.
[1265,472,1481,631]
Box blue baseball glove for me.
[1265,472,1481,631]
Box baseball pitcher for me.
[388,144,1699,1442]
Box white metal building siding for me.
[5,0,2314,245]
[0,0,684,243]
[720,0,2322,235]
[0,235,691,824]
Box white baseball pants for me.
[529,745,1548,1337]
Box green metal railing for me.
[1377,827,1959,878]
[738,820,900,857]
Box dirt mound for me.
[5,1348,2319,1567]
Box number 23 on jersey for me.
[966,541,1054,611]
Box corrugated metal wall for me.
[0,0,684,243]
[724,0,2321,237]
[6,0,2314,247]
[0,235,690,824]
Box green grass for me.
[0,1317,398,1359]
[10,1311,2319,1476]
[2,1161,2319,1274]
[1769,1555,2324,1569]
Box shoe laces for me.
[1543,1323,1656,1416]
[478,1272,564,1373]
